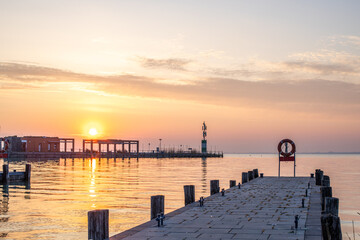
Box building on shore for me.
[0,136,74,152]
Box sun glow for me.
[89,128,98,136]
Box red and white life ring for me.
[277,139,296,157]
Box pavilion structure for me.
[82,139,139,156]
[59,138,75,152]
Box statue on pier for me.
[201,122,207,153]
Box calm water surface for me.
[0,154,359,239]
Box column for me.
[90,140,93,153]
[83,140,85,152]
[64,140,67,152]
[72,139,75,152]
[107,144,109,153]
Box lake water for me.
[1,154,359,239]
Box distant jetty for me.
[5,150,223,159]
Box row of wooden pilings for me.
[87,169,261,240]
[1,164,31,185]
[315,169,342,239]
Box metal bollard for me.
[156,214,161,227]
[302,198,305,208]
[199,197,204,207]
[238,183,241,189]
[156,213,165,227]
[294,215,299,229]
[221,188,225,196]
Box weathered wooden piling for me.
[229,180,236,188]
[25,164,31,183]
[88,209,109,240]
[2,164,9,184]
[321,186,332,211]
[260,173,264,178]
[325,197,339,216]
[248,171,254,181]
[210,180,219,195]
[151,195,164,220]
[242,172,248,183]
[321,213,342,240]
[253,169,259,178]
[315,169,323,185]
[322,175,330,187]
[183,185,195,206]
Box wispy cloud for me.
[1,62,359,117]
[137,57,192,71]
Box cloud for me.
[1,62,360,117]
[283,61,358,75]
[137,57,191,71]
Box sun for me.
[89,128,98,136]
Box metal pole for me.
[294,153,296,177]
[278,152,280,177]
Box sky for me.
[0,0,360,153]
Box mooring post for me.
[310,173,314,178]
[260,173,264,178]
[242,172,248,184]
[210,180,220,195]
[302,198,305,208]
[2,164,9,184]
[183,185,195,206]
[321,186,332,211]
[321,213,342,240]
[325,197,339,216]
[229,180,236,188]
[238,183,241,189]
[315,169,323,185]
[88,209,109,240]
[151,195,164,220]
[248,171,254,181]
[322,175,330,187]
[25,164,31,183]
[253,169,259,178]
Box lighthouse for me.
[201,122,207,153]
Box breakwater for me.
[6,151,223,159]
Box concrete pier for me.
[111,176,321,240]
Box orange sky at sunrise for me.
[1,1,360,152]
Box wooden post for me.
[325,197,339,216]
[88,209,109,240]
[321,186,332,211]
[321,213,342,240]
[253,169,259,178]
[310,173,314,178]
[184,185,195,206]
[64,141,67,152]
[72,139,75,152]
[248,171,254,181]
[315,169,323,185]
[260,173,264,178]
[151,195,164,220]
[242,172,248,184]
[25,164,31,183]
[83,140,85,152]
[229,180,236,188]
[210,180,219,195]
[2,164,9,184]
[322,175,330,187]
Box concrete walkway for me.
[111,177,320,240]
